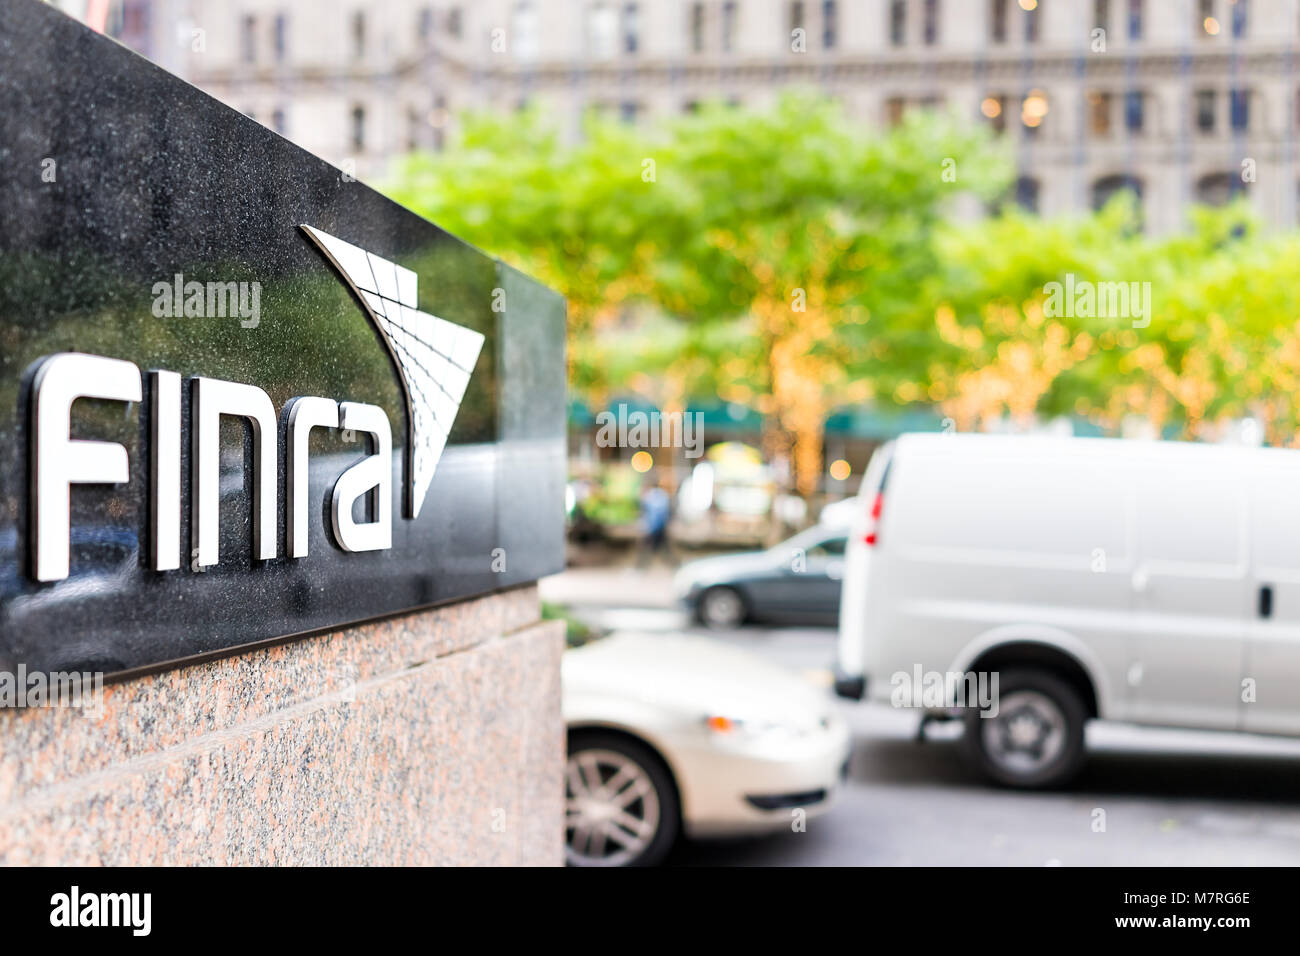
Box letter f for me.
[30,353,142,581]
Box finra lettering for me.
[28,351,393,582]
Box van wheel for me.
[698,586,746,629]
[962,669,1087,789]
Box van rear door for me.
[1244,452,1300,735]
[835,441,893,698]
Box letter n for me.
[191,377,277,567]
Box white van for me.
[836,432,1300,788]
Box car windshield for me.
[773,525,847,559]
[805,536,846,558]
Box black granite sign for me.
[0,0,566,675]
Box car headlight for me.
[703,714,806,743]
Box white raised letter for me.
[284,396,340,558]
[149,370,182,571]
[31,353,142,581]
[191,377,277,567]
[331,402,392,553]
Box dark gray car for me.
[674,524,848,628]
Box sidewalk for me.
[539,565,678,610]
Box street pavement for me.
[542,566,1300,866]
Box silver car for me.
[673,524,848,629]
[563,632,851,866]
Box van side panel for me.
[863,436,1134,719]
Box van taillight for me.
[864,491,883,546]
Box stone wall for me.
[0,586,563,865]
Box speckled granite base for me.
[0,586,564,865]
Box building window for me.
[923,0,939,45]
[981,94,1007,133]
[1230,88,1250,131]
[271,107,286,135]
[1025,0,1040,43]
[990,174,1041,215]
[273,14,287,62]
[1092,173,1143,211]
[1088,91,1112,135]
[1128,0,1142,40]
[1124,90,1144,132]
[1196,89,1216,132]
[447,7,462,37]
[1196,171,1244,205]
[889,0,906,46]
[1233,0,1248,38]
[114,0,151,52]
[991,0,1007,42]
[240,14,256,63]
[1094,0,1109,33]
[431,94,447,151]
[1015,176,1040,213]
[514,1,540,58]
[823,0,838,48]
[619,101,640,124]
[1200,0,1219,36]
[886,96,906,126]
[351,11,365,58]
[418,7,433,43]
[690,1,706,52]
[722,1,738,52]
[789,1,804,37]
[622,2,639,54]
[1021,89,1048,132]
[589,3,619,57]
[351,105,365,151]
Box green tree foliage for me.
[911,197,1300,444]
[386,95,1300,475]
[385,94,1009,493]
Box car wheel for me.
[565,731,680,867]
[698,586,745,629]
[961,668,1087,789]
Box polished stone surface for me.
[0,585,564,865]
[0,0,566,675]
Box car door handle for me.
[1259,584,1274,619]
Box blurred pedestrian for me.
[637,477,671,568]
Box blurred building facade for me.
[71,0,1300,231]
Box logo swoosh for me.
[302,224,484,519]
